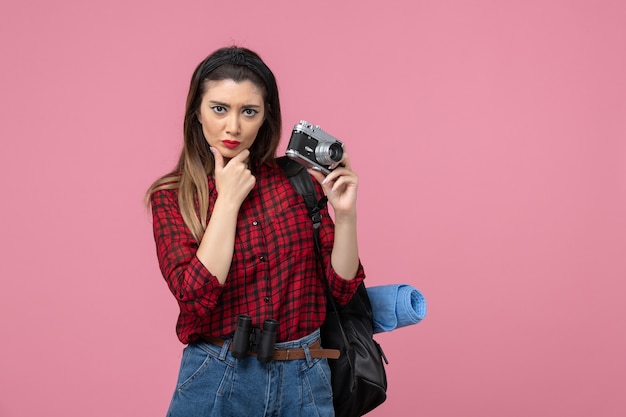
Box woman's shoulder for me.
[148,174,181,204]
[269,158,323,191]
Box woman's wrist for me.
[333,208,357,225]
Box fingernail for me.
[209,147,215,154]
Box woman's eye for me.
[212,106,226,114]
[243,108,258,116]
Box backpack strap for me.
[277,157,328,244]
[277,157,355,363]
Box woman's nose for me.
[225,113,240,135]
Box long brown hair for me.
[146,46,282,242]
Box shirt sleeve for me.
[150,188,224,316]
[314,181,366,306]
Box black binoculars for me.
[231,315,278,364]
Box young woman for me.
[147,46,365,417]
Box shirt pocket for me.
[269,192,317,259]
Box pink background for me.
[1,0,625,416]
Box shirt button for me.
[259,255,267,262]
[264,297,270,303]
[252,221,259,226]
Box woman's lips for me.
[222,140,240,149]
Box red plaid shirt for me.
[151,162,365,344]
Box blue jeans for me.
[166,329,334,417]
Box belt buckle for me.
[285,349,290,360]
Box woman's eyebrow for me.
[208,100,262,108]
[208,100,230,107]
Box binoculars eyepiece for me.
[231,315,278,364]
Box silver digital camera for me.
[285,120,344,174]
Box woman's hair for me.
[146,46,282,242]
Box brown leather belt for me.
[202,336,340,361]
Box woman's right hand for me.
[211,147,256,206]
[196,148,256,284]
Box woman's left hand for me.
[309,151,360,280]
[308,151,358,217]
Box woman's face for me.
[197,78,266,161]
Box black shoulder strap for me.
[277,157,354,358]
[277,157,328,246]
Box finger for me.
[307,168,337,198]
[322,167,349,186]
[339,151,352,170]
[331,172,355,189]
[307,168,326,185]
[230,149,251,165]
[211,147,224,172]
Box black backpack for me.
[278,156,388,417]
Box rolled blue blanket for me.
[366,284,427,334]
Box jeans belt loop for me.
[303,343,313,366]
[218,338,230,361]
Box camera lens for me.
[328,143,343,161]
[316,141,344,165]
